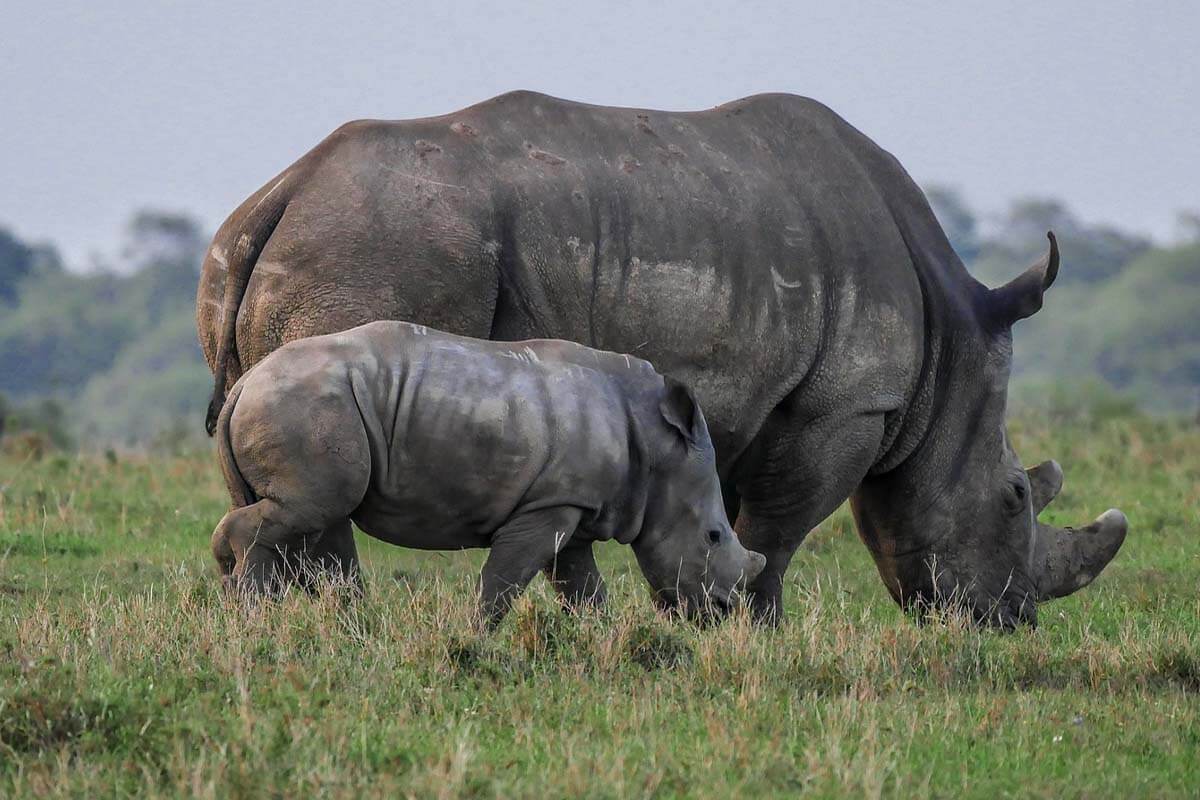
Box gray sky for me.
[3,0,1197,266]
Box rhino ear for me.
[988,231,1060,324]
[1026,460,1064,515]
[659,376,704,448]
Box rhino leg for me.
[213,501,289,595]
[478,506,584,630]
[298,519,362,595]
[210,518,238,595]
[215,498,331,596]
[735,411,886,624]
[543,540,606,613]
[720,477,742,526]
[216,374,371,596]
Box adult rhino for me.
[197,90,1127,628]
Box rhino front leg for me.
[736,411,886,625]
[543,540,607,613]
[477,506,584,630]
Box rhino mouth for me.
[970,594,1037,631]
[906,584,1038,631]
[707,592,734,616]
[652,588,735,621]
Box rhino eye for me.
[1004,478,1028,515]
[707,529,722,546]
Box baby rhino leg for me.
[543,541,606,612]
[210,523,237,595]
[299,519,362,594]
[217,386,371,596]
[211,499,327,596]
[478,506,583,630]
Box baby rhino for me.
[210,320,766,627]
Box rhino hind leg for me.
[215,498,339,597]
[297,519,362,595]
[210,516,238,595]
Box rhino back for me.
[222,91,940,465]
[343,322,641,546]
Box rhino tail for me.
[215,381,255,508]
[204,172,295,436]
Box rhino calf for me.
[209,320,765,627]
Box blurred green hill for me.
[0,212,211,448]
[0,194,1197,448]
[928,189,1200,414]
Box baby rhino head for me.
[632,377,766,621]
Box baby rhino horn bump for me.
[1033,509,1129,601]
[744,551,767,582]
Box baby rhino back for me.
[332,323,656,548]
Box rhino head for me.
[852,233,1128,629]
[633,377,767,620]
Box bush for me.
[0,394,74,454]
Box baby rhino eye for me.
[707,529,722,546]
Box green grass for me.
[1,415,1198,797]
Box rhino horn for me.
[1033,509,1128,601]
[989,231,1060,323]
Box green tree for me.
[0,210,208,412]
[925,185,980,262]
[1174,210,1200,244]
[122,210,207,323]
[1009,242,1200,411]
[0,227,35,304]
[977,197,1150,286]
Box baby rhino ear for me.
[659,375,704,448]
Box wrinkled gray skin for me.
[198,91,1127,628]
[209,320,766,627]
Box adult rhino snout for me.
[1024,459,1128,602]
[1033,508,1129,601]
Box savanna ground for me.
[1,413,1197,798]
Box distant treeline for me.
[1,192,1197,448]
[0,212,210,449]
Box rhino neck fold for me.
[855,202,1003,559]
[867,185,997,475]
[856,329,1005,565]
[602,394,655,546]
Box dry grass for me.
[1,414,1198,797]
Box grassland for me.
[1,414,1197,798]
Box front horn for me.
[1033,510,1129,601]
